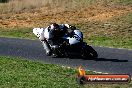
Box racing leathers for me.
[33,23,83,56]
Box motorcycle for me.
[41,37,98,59]
[33,28,98,59]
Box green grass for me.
[0,56,80,88]
[85,36,132,49]
[0,56,131,88]
[0,27,36,39]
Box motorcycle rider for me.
[46,23,68,45]
[33,23,83,56]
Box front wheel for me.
[51,45,68,58]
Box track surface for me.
[0,37,132,75]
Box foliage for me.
[0,0,9,3]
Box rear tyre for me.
[81,45,98,59]
[87,45,98,58]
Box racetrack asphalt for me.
[0,37,132,75]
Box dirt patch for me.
[0,6,132,29]
[88,8,132,21]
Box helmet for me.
[50,23,60,31]
[49,23,61,38]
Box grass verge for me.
[0,27,36,39]
[0,56,80,88]
[0,56,132,88]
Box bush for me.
[0,0,9,3]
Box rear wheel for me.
[81,45,98,59]
[87,45,98,58]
